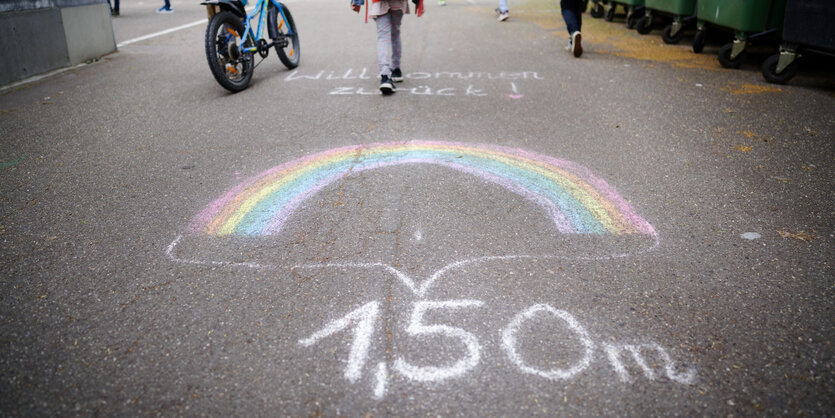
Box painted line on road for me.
[0,63,92,93]
[117,18,207,48]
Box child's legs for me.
[560,0,581,34]
[498,0,508,12]
[375,12,394,76]
[390,10,403,70]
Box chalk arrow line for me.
[165,233,659,297]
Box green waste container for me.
[604,0,645,29]
[636,0,697,44]
[645,0,694,16]
[693,0,788,69]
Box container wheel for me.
[590,3,604,18]
[626,12,637,28]
[636,15,652,34]
[761,54,798,84]
[605,5,615,21]
[718,43,746,69]
[662,24,682,44]
[692,29,706,53]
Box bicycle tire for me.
[205,11,254,92]
[269,3,300,69]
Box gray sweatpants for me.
[374,10,403,77]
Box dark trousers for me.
[560,0,583,35]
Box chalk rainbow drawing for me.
[167,142,684,400]
[189,141,655,238]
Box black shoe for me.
[380,75,395,95]
[391,68,403,82]
[111,9,119,16]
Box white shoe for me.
[498,11,509,21]
[571,31,582,57]
[565,40,572,51]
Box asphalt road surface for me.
[1,0,833,415]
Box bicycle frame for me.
[240,0,293,54]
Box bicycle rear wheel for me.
[268,3,300,69]
[205,11,254,92]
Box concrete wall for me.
[0,8,70,85]
[0,0,116,86]
[1,0,106,13]
[62,3,117,65]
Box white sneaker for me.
[498,11,509,21]
[571,31,582,57]
[565,40,573,51]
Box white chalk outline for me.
[501,304,594,381]
[393,300,485,382]
[604,343,697,384]
[299,301,379,383]
[166,233,660,298]
[373,361,388,400]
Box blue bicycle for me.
[201,0,299,92]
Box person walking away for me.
[351,0,424,94]
[495,0,509,21]
[108,0,120,16]
[157,0,173,13]
[561,0,582,57]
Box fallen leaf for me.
[734,145,753,152]
[722,83,782,95]
[777,230,816,242]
